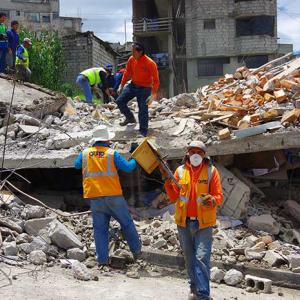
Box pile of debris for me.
[1,184,300,288]
[1,55,299,163]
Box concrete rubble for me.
[0,55,300,290]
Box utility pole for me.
[124,19,127,44]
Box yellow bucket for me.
[132,138,160,174]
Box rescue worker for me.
[76,67,113,104]
[116,42,160,137]
[74,125,141,265]
[160,141,223,300]
[0,12,8,73]
[102,64,115,102]
[113,68,125,95]
[7,20,20,68]
[16,37,32,81]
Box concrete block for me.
[29,250,47,265]
[288,254,300,270]
[263,250,286,267]
[217,164,250,219]
[51,131,92,150]
[245,275,272,293]
[67,248,86,262]
[247,214,280,235]
[24,217,56,236]
[49,220,83,250]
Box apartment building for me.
[132,0,293,96]
[0,0,81,36]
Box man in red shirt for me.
[116,42,160,137]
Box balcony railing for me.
[133,17,172,34]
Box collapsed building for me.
[0,53,300,285]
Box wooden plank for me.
[203,113,236,125]
[273,57,300,80]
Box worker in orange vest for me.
[74,125,141,265]
[160,141,223,300]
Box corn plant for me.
[19,28,66,93]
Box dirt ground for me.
[1,263,300,300]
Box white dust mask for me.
[190,154,203,167]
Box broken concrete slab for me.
[247,214,280,235]
[3,241,18,256]
[0,218,23,234]
[21,204,46,220]
[217,164,250,219]
[284,200,300,223]
[24,217,56,236]
[19,124,40,135]
[48,220,83,250]
[29,250,47,265]
[67,248,86,262]
[50,131,93,150]
[263,250,286,267]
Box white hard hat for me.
[90,125,115,143]
[23,38,32,45]
[187,141,207,153]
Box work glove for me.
[201,194,217,208]
[129,142,139,154]
[159,163,170,181]
[117,85,123,95]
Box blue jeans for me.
[90,196,141,264]
[76,74,93,103]
[178,220,213,300]
[116,83,151,136]
[0,48,7,73]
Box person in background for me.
[103,64,115,102]
[76,67,113,104]
[113,68,125,95]
[74,125,141,266]
[0,12,8,73]
[15,37,32,81]
[116,42,160,137]
[160,141,223,300]
[7,20,19,69]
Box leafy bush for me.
[19,28,66,92]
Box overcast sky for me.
[60,0,300,49]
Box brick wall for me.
[62,33,117,85]
[185,0,278,58]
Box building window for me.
[16,11,21,16]
[198,57,230,77]
[25,12,40,23]
[42,15,50,23]
[0,10,10,18]
[238,55,268,68]
[204,19,216,30]
[236,16,275,37]
[52,13,59,19]
[64,19,73,28]
[234,0,255,2]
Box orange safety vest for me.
[82,146,122,198]
[175,163,216,229]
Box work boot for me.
[119,116,136,126]
[188,292,197,300]
[133,251,142,261]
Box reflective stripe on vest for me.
[178,164,213,187]
[82,148,117,178]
